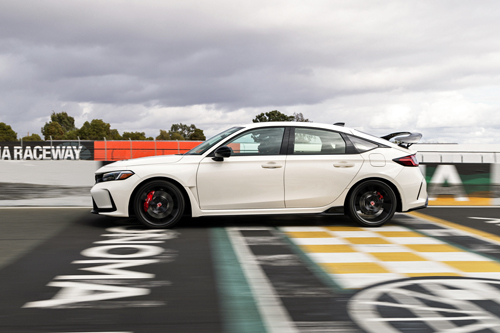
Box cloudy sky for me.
[1,0,500,143]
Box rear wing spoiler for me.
[381,132,422,148]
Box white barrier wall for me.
[414,144,500,164]
[0,160,101,207]
[414,144,500,206]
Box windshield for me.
[184,126,243,155]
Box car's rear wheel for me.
[133,180,185,228]
[346,180,396,227]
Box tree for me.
[169,123,195,139]
[22,133,42,141]
[0,122,17,141]
[109,129,122,140]
[50,111,76,132]
[41,121,64,140]
[167,123,205,140]
[122,131,153,140]
[156,129,171,140]
[78,119,113,140]
[252,110,295,122]
[189,128,206,140]
[170,132,185,140]
[41,111,77,140]
[63,130,79,140]
[293,112,310,122]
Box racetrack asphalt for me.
[1,207,500,333]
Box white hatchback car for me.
[91,122,427,228]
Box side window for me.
[293,128,346,154]
[226,127,285,155]
[348,135,379,153]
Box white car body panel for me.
[90,122,428,224]
[197,155,286,209]
[284,154,364,208]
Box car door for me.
[284,127,364,208]
[197,127,287,210]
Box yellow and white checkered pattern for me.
[282,225,500,289]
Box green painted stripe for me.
[211,228,266,333]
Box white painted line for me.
[334,273,404,289]
[367,316,494,322]
[387,237,444,245]
[308,252,374,263]
[280,226,328,232]
[291,238,348,245]
[328,231,379,238]
[226,227,299,333]
[351,244,411,253]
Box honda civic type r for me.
[91,122,427,228]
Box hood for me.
[98,154,184,172]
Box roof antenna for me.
[334,122,345,127]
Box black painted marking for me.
[397,216,500,261]
[350,277,500,333]
[423,208,500,236]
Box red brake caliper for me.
[144,191,155,212]
[371,192,383,206]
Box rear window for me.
[348,135,379,153]
[293,128,346,155]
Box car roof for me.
[240,121,352,133]
[236,122,398,148]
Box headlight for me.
[96,170,135,183]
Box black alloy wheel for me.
[133,180,185,228]
[347,180,397,227]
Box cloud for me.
[0,0,499,143]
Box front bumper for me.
[90,174,139,217]
[91,190,117,214]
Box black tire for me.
[346,180,397,227]
[133,180,185,228]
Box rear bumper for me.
[394,167,428,212]
[405,196,428,212]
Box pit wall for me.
[414,144,500,206]
[0,160,100,206]
[0,143,499,207]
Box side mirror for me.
[212,146,232,161]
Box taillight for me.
[393,154,419,167]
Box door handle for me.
[262,162,283,169]
[333,161,355,168]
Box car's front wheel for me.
[133,180,185,228]
[346,180,397,227]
